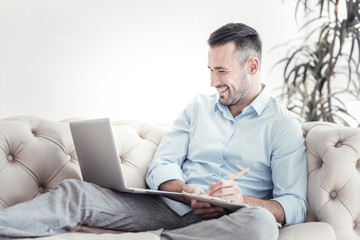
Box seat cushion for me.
[28,232,160,240]
[279,222,335,240]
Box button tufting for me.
[7,155,13,161]
[335,142,342,148]
[353,222,356,228]
[66,155,71,161]
[357,160,360,169]
[38,186,44,193]
[330,192,337,198]
[31,130,36,136]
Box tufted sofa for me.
[0,116,359,240]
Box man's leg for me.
[0,179,196,238]
[157,207,279,240]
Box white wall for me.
[0,0,313,123]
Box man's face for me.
[208,42,250,107]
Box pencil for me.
[207,167,250,195]
[228,167,250,180]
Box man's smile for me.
[217,87,229,92]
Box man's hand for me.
[159,179,285,224]
[184,186,227,219]
[207,180,244,203]
[186,179,244,219]
[208,180,285,224]
[189,199,227,219]
[159,179,227,219]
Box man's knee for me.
[56,178,83,189]
[54,178,88,196]
[230,207,279,240]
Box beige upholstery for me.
[302,122,360,240]
[0,116,81,208]
[0,116,359,240]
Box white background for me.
[0,0,358,124]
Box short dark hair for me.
[208,23,262,64]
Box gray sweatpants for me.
[0,179,279,240]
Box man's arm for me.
[159,179,195,204]
[208,180,285,224]
[269,117,308,226]
[160,179,284,222]
[243,196,285,224]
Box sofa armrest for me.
[279,222,335,240]
[302,122,360,240]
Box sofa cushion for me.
[28,232,160,240]
[278,222,335,240]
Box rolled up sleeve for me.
[271,117,308,226]
[146,109,190,190]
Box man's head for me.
[207,23,263,117]
[208,23,262,66]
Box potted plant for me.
[274,0,360,126]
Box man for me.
[0,23,306,240]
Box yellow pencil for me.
[228,167,250,180]
[207,167,250,195]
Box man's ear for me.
[247,57,259,75]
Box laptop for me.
[69,118,182,197]
[69,118,247,211]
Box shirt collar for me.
[250,84,270,116]
[214,84,270,117]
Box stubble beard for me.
[219,71,250,107]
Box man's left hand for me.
[190,199,227,219]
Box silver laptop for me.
[69,118,182,197]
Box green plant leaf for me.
[277,0,360,125]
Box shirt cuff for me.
[146,163,185,190]
[273,195,307,226]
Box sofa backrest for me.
[0,116,166,209]
[302,121,360,240]
[0,116,81,209]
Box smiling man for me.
[0,23,306,240]
[147,23,307,238]
[208,40,261,117]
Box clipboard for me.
[182,192,248,211]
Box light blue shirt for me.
[146,86,307,226]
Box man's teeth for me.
[218,87,228,92]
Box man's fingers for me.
[190,199,211,209]
[193,206,226,219]
[208,180,237,195]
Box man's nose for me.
[210,72,219,87]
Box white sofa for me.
[0,115,359,240]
